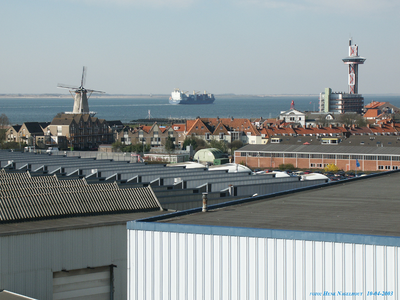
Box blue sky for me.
[2,0,400,95]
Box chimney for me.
[202,193,208,212]
[367,124,370,128]
[329,124,333,128]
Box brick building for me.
[235,143,400,172]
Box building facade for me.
[235,144,400,171]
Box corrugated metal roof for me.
[0,169,162,223]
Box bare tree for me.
[0,114,9,128]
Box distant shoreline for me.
[0,94,320,99]
[0,93,398,99]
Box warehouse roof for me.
[0,169,162,223]
[153,171,400,238]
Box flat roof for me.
[154,171,400,238]
[0,211,165,236]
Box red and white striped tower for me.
[342,39,366,94]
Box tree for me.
[0,114,9,128]
[112,141,123,152]
[182,136,198,150]
[228,140,244,155]
[279,163,295,171]
[315,115,330,127]
[324,163,339,173]
[164,136,175,152]
[339,113,367,127]
[209,139,228,153]
[182,136,209,152]
[0,114,9,142]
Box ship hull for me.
[169,92,215,105]
[169,98,215,105]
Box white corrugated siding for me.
[128,230,399,300]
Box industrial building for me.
[127,171,400,300]
[0,150,327,299]
[319,39,366,114]
[235,143,400,171]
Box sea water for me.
[0,94,399,125]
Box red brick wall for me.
[234,153,400,171]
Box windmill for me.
[57,66,105,115]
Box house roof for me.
[364,109,381,118]
[9,125,22,132]
[186,118,212,135]
[50,117,75,126]
[141,125,152,133]
[108,120,124,127]
[365,101,384,109]
[22,122,46,135]
[171,124,186,132]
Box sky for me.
[1,0,400,95]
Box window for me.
[378,156,391,161]
[205,133,210,140]
[310,163,316,167]
[271,138,282,143]
[393,166,398,170]
[219,133,224,139]
[378,166,384,170]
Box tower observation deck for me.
[342,39,366,94]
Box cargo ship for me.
[169,88,215,105]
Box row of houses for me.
[115,115,400,150]
[115,117,261,149]
[6,114,117,150]
[6,105,400,152]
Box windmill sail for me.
[57,66,105,114]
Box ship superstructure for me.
[169,89,215,105]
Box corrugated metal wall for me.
[0,225,127,300]
[128,229,399,300]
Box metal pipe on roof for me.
[202,193,208,212]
